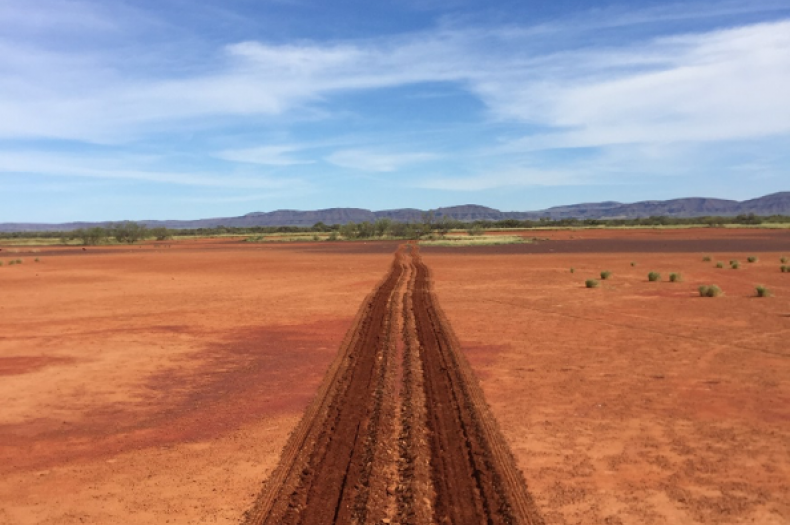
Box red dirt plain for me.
[0,242,394,524]
[1,228,789,524]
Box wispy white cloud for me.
[0,150,306,189]
[326,149,440,172]
[493,20,790,150]
[417,167,580,191]
[1,0,789,200]
[215,144,314,166]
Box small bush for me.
[630,261,636,267]
[0,261,3,266]
[755,285,771,297]
[327,232,338,241]
[648,271,661,282]
[747,256,758,263]
[702,256,711,262]
[600,270,612,280]
[570,267,575,273]
[782,265,788,273]
[781,256,788,264]
[585,279,600,288]
[8,260,15,266]
[730,260,740,269]
[698,284,722,297]
[716,261,724,268]
[35,257,40,262]
[669,272,682,282]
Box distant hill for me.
[2,192,788,232]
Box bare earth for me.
[1,228,789,524]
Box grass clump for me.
[585,279,600,288]
[570,267,575,273]
[630,261,637,267]
[781,256,788,264]
[35,257,40,262]
[781,265,788,273]
[755,285,772,297]
[600,270,612,280]
[647,271,661,282]
[716,261,724,268]
[702,256,711,262]
[730,260,740,269]
[698,284,723,297]
[669,272,682,282]
[747,256,758,263]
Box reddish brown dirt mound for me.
[244,245,543,524]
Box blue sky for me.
[1,0,789,222]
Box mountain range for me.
[2,192,788,232]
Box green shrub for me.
[7,260,15,266]
[716,261,724,268]
[630,261,636,267]
[585,279,600,288]
[648,271,661,282]
[0,261,3,266]
[600,270,612,280]
[669,272,682,282]
[755,285,771,297]
[730,260,740,269]
[698,284,722,297]
[327,232,338,241]
[702,256,711,262]
[747,256,758,263]
[781,257,788,264]
[782,265,788,273]
[34,257,40,262]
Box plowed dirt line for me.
[243,245,543,525]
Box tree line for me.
[1,213,787,244]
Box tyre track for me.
[243,245,543,525]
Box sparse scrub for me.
[716,261,724,268]
[570,267,575,273]
[747,256,758,263]
[600,270,612,280]
[585,279,600,288]
[648,271,661,282]
[669,272,682,282]
[702,256,711,262]
[35,257,40,262]
[630,261,636,267]
[782,265,788,273]
[781,256,788,264]
[730,260,740,269]
[755,285,771,297]
[698,284,722,297]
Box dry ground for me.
[1,228,789,524]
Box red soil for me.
[1,229,788,524]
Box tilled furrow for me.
[243,245,543,525]
[408,247,544,525]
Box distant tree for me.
[374,218,393,237]
[73,227,107,245]
[150,227,171,241]
[111,222,148,244]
